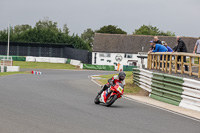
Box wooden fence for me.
[147,52,200,78]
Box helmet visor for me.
[119,76,125,80]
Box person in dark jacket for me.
[153,36,162,44]
[174,36,188,71]
[150,36,162,50]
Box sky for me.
[0,0,199,37]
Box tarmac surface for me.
[0,69,200,133]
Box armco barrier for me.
[133,68,200,112]
[83,64,115,71]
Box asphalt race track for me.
[0,69,199,133]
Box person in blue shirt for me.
[148,43,168,53]
[162,41,173,52]
[148,42,168,68]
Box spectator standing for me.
[153,36,162,44]
[174,36,188,71]
[193,38,200,54]
[151,36,162,51]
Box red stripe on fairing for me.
[103,92,107,103]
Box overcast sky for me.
[0,0,199,37]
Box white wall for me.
[92,52,148,70]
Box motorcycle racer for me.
[98,71,126,95]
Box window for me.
[99,53,111,57]
[124,54,132,58]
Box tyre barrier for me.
[133,68,200,112]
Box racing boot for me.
[98,84,109,95]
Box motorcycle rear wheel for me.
[105,95,118,107]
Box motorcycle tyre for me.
[94,94,100,104]
[105,95,118,107]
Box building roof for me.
[93,33,197,54]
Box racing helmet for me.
[118,71,126,81]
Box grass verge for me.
[13,61,77,69]
[0,71,30,76]
[94,71,144,95]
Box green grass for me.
[186,57,199,64]
[0,71,29,76]
[13,61,77,69]
[0,61,77,76]
[96,71,142,94]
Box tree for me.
[14,24,32,34]
[69,34,91,51]
[0,29,7,41]
[63,24,70,35]
[35,17,58,32]
[133,25,175,36]
[133,25,159,36]
[81,28,94,47]
[96,25,127,34]
[0,18,91,50]
[159,31,176,36]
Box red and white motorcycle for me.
[94,82,124,107]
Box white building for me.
[92,33,148,70]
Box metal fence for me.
[0,42,92,64]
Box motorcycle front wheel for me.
[105,95,118,107]
[94,94,100,104]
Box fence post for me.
[165,54,168,72]
[158,55,161,70]
[162,54,164,71]
[169,54,172,74]
[175,55,178,73]
[152,55,155,69]
[155,55,158,69]
[149,54,152,69]
[198,57,200,78]
[189,57,192,76]
[147,54,148,69]
[181,56,184,74]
